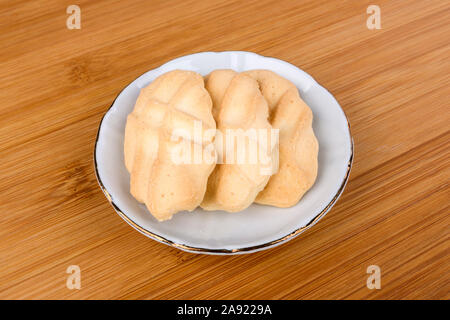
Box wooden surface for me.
[0,0,449,300]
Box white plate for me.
[94,51,353,255]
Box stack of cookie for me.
[124,69,318,221]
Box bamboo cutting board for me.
[0,0,449,299]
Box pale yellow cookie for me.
[201,70,277,212]
[124,70,216,221]
[243,70,318,207]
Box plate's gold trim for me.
[93,52,354,254]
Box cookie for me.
[243,70,318,207]
[124,70,216,221]
[200,70,277,212]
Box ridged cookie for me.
[243,70,318,207]
[124,70,216,221]
[201,70,277,212]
